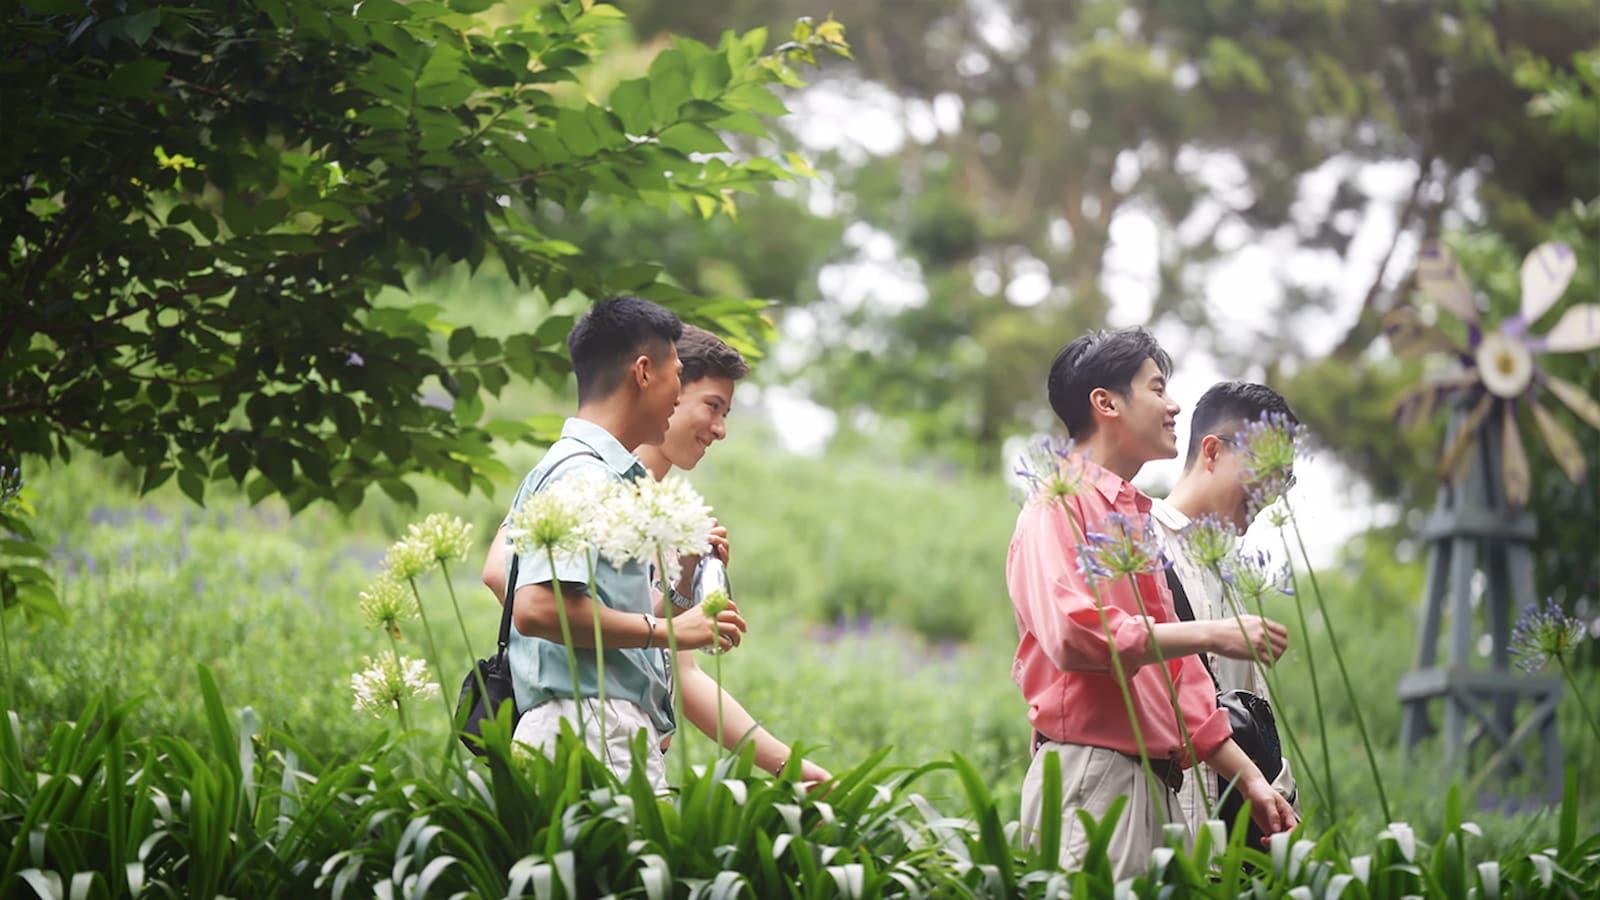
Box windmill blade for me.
[1394,370,1478,427]
[1438,393,1495,482]
[1544,373,1600,431]
[1542,303,1600,353]
[1500,407,1531,507]
[1394,385,1433,429]
[1415,240,1478,324]
[1382,308,1462,358]
[1531,399,1588,483]
[1521,242,1577,324]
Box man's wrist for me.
[667,584,696,609]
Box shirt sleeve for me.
[1007,498,1154,674]
[1178,654,1233,764]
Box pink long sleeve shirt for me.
[1007,457,1230,768]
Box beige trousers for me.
[1019,742,1183,881]
[512,697,668,792]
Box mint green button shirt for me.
[504,417,675,736]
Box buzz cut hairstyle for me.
[567,295,684,403]
[677,325,750,386]
[1182,381,1300,470]
[1046,328,1173,438]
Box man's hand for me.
[667,596,746,651]
[674,519,730,598]
[798,758,832,786]
[1212,615,1289,664]
[1241,770,1299,840]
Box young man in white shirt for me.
[1150,381,1302,838]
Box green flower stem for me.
[1125,575,1211,819]
[0,597,11,711]
[404,576,462,733]
[544,545,586,741]
[384,629,421,771]
[657,551,688,787]
[439,559,491,745]
[1058,502,1167,815]
[1274,528,1339,825]
[1285,503,1391,823]
[1211,566,1335,831]
[1556,657,1600,743]
[586,554,607,745]
[714,650,725,759]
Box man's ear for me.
[1089,386,1118,419]
[1200,433,1223,471]
[627,354,653,391]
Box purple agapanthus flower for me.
[1509,598,1587,673]
[1083,512,1171,580]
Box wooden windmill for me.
[1385,240,1598,799]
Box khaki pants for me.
[513,698,668,792]
[1020,742,1183,880]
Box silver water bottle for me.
[692,556,733,654]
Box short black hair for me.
[677,325,750,385]
[1183,381,1299,469]
[567,295,683,403]
[1047,328,1173,438]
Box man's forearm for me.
[1140,619,1222,665]
[678,657,787,772]
[512,584,655,649]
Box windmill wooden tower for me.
[1385,241,1598,799]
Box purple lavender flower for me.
[1082,512,1170,579]
[1220,548,1293,606]
[1231,412,1305,516]
[1014,436,1085,507]
[1509,598,1587,673]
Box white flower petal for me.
[1415,240,1478,324]
[1541,302,1600,353]
[1383,307,1461,358]
[1544,373,1600,431]
[1520,242,1577,323]
[1530,399,1587,483]
[1500,410,1530,508]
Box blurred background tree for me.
[598,0,1598,627]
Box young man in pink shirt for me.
[1008,329,1297,877]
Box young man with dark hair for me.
[1153,381,1302,836]
[481,297,745,789]
[1009,328,1297,878]
[484,324,828,785]
[633,326,831,785]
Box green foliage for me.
[0,0,844,514]
[626,0,1599,467]
[7,679,1599,897]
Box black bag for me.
[455,449,600,755]
[455,551,522,756]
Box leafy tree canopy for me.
[0,0,847,514]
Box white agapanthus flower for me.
[382,537,435,582]
[406,512,474,564]
[631,475,715,583]
[507,471,607,558]
[358,572,417,639]
[350,652,439,717]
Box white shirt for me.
[1149,498,1299,830]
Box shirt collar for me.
[1075,454,1149,512]
[1150,497,1189,531]
[560,417,646,481]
